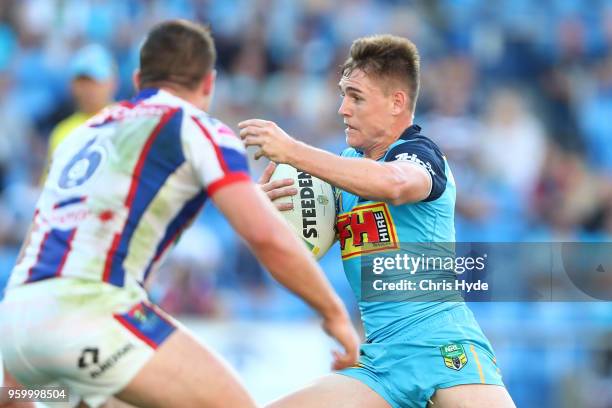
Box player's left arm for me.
[239,119,439,205]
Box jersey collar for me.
[131,88,159,104]
[399,124,422,140]
[354,124,422,157]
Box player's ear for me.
[132,69,141,92]
[391,89,408,116]
[201,70,216,96]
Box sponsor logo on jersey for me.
[440,343,468,371]
[394,152,436,176]
[336,202,399,260]
[88,104,172,127]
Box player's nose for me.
[338,98,351,117]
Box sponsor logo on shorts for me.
[77,348,99,369]
[440,343,468,371]
[129,304,148,323]
[77,344,135,379]
[336,202,399,260]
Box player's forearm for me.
[249,219,346,321]
[213,183,346,320]
[288,141,399,201]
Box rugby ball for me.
[270,164,336,260]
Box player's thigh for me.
[429,384,515,408]
[115,329,257,408]
[267,374,390,408]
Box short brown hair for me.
[341,35,420,111]
[139,20,216,90]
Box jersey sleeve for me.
[384,138,447,202]
[182,114,251,195]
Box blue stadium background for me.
[0,1,611,407]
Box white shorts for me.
[0,279,177,408]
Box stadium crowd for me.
[0,1,611,407]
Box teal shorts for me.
[339,304,504,408]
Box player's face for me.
[338,69,394,152]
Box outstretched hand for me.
[322,312,361,371]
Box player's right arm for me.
[212,181,359,369]
[184,115,359,369]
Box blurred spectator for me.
[562,332,612,408]
[479,87,547,199]
[533,147,608,238]
[47,43,117,160]
[579,55,612,175]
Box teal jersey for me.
[336,125,461,341]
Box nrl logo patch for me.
[440,343,468,371]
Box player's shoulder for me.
[176,109,244,156]
[386,125,445,161]
[182,110,241,148]
[384,125,450,202]
[86,89,180,129]
[121,89,238,141]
